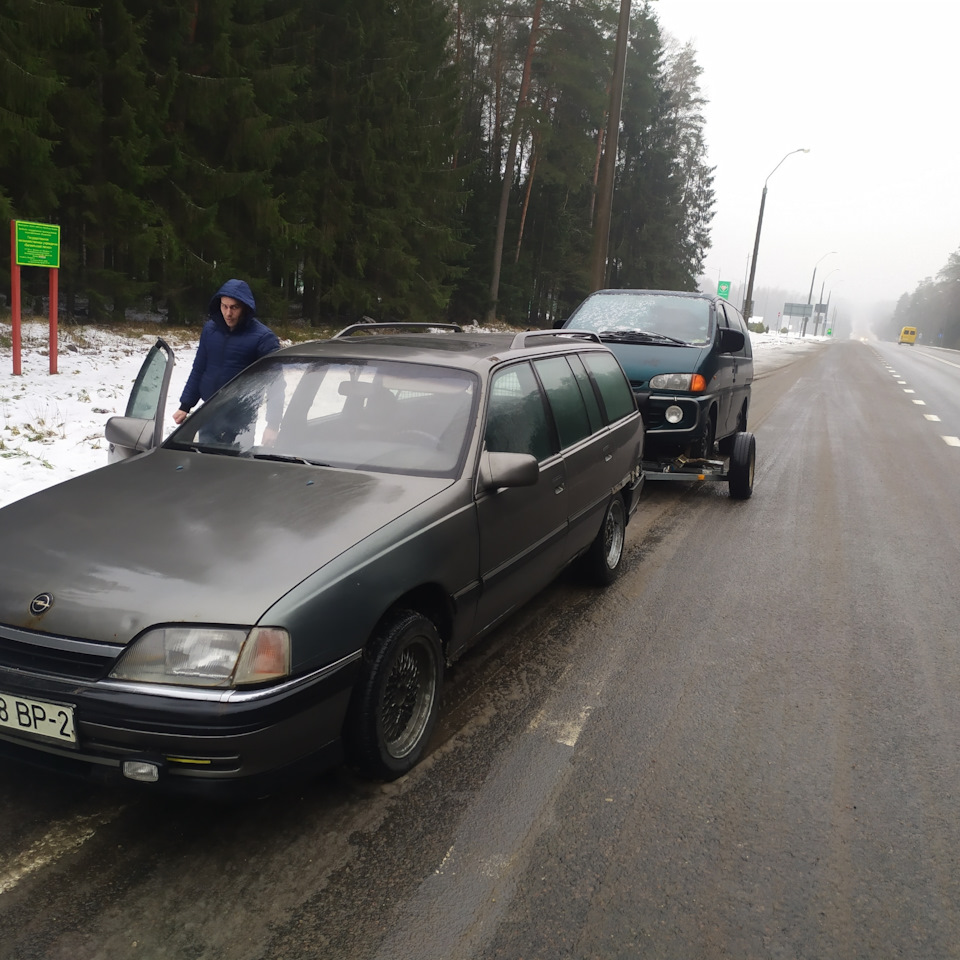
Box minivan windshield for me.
[569,293,713,346]
[166,357,478,478]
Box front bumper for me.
[0,624,361,798]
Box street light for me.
[803,251,837,336]
[742,148,810,322]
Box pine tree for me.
[285,0,466,324]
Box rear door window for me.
[580,352,637,424]
[533,356,592,449]
[565,354,604,433]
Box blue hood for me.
[209,278,257,321]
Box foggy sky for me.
[653,0,959,336]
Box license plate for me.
[0,691,76,744]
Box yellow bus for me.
[898,326,917,345]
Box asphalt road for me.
[3,337,960,960]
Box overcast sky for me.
[652,0,958,334]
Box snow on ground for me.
[0,322,828,510]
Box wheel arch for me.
[374,583,455,656]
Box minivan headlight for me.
[109,626,291,688]
[649,373,707,392]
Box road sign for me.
[14,220,60,268]
[717,280,731,300]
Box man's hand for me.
[173,409,188,425]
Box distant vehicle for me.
[0,326,644,797]
[898,326,918,345]
[557,289,756,498]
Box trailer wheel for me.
[728,432,756,500]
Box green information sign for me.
[15,220,60,268]
[717,280,731,300]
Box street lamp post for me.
[803,251,837,336]
[742,148,810,322]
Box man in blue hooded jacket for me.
[173,279,280,435]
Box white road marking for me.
[913,399,927,405]
[926,353,960,370]
[924,415,942,421]
[528,705,593,747]
[942,436,960,447]
[0,806,125,895]
[903,388,915,394]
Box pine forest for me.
[0,0,715,328]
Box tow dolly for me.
[641,431,756,500]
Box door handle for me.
[552,475,565,495]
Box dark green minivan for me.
[560,289,753,464]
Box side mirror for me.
[479,451,539,490]
[719,327,745,353]
[105,416,155,462]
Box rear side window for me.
[485,363,556,461]
[533,356,592,449]
[580,352,636,423]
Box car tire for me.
[345,610,443,780]
[727,431,756,500]
[581,493,626,586]
[692,411,716,459]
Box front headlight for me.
[649,373,706,392]
[109,626,291,688]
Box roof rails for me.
[333,322,464,339]
[508,329,602,349]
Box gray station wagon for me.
[0,326,643,797]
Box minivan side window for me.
[485,362,556,461]
[533,356,592,449]
[580,352,637,424]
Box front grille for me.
[0,626,121,681]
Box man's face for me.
[220,297,244,329]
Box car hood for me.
[600,341,708,386]
[0,450,452,645]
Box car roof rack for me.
[509,329,602,349]
[333,322,465,339]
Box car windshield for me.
[569,293,713,346]
[166,357,478,478]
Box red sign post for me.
[10,219,61,375]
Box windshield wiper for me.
[598,330,691,346]
[251,452,331,467]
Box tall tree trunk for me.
[486,0,543,324]
[515,130,540,264]
[589,0,631,292]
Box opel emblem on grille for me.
[29,593,54,616]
